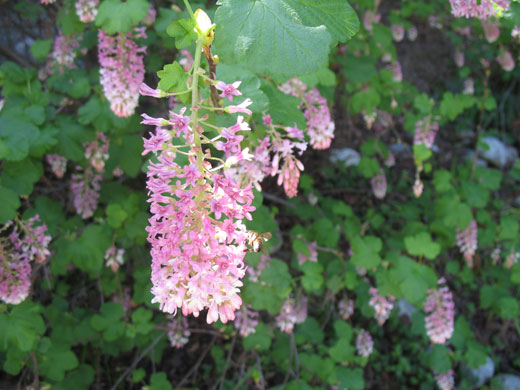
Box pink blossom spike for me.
[356,329,374,357]
[424,278,455,344]
[456,220,478,267]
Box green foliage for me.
[96,0,150,33]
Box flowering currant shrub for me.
[0,0,519,389]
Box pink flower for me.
[369,287,394,325]
[482,19,500,42]
[424,278,455,344]
[226,98,253,115]
[105,246,125,272]
[434,370,455,390]
[98,30,145,117]
[338,298,354,320]
[46,154,67,178]
[84,133,109,173]
[407,25,418,41]
[363,10,381,31]
[216,81,242,102]
[139,83,166,98]
[371,171,387,199]
[449,0,510,19]
[275,296,308,333]
[456,220,477,267]
[497,49,515,71]
[75,0,99,22]
[277,157,303,198]
[167,317,190,348]
[413,178,424,198]
[297,241,318,265]
[70,169,102,219]
[356,329,373,357]
[234,305,259,337]
[414,116,439,149]
[392,24,405,42]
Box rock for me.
[465,357,494,387]
[389,143,410,156]
[329,148,361,167]
[397,298,418,319]
[496,374,520,390]
[465,150,488,167]
[479,136,518,168]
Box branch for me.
[0,45,32,67]
[175,335,217,388]
[110,332,165,390]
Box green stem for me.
[191,38,205,172]
[182,0,195,20]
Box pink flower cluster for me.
[369,287,394,325]
[46,154,67,178]
[414,116,439,149]
[234,114,306,198]
[392,25,405,42]
[280,78,335,150]
[141,81,257,324]
[39,33,79,79]
[234,305,259,337]
[297,241,318,265]
[105,246,125,272]
[505,251,520,269]
[98,29,146,117]
[370,171,387,199]
[356,329,374,357]
[434,370,455,390]
[424,278,455,344]
[456,219,478,267]
[338,298,354,320]
[75,0,99,23]
[482,20,500,42]
[70,169,102,219]
[0,216,52,305]
[167,316,191,348]
[275,296,308,333]
[497,49,515,71]
[84,133,109,173]
[449,0,510,19]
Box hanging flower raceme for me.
[505,251,520,269]
[338,298,355,320]
[234,305,259,337]
[98,29,145,117]
[105,246,125,272]
[167,316,191,348]
[275,296,308,333]
[371,170,387,199]
[356,329,374,357]
[434,370,455,390]
[39,32,80,79]
[449,0,510,19]
[369,287,394,325]
[424,278,455,344]
[414,115,439,149]
[407,25,418,41]
[70,169,102,219]
[75,0,99,23]
[46,154,67,179]
[84,133,109,173]
[297,241,318,265]
[482,19,500,42]
[233,114,306,198]
[456,219,478,267]
[497,49,515,71]
[280,78,335,150]
[0,216,52,305]
[392,25,405,42]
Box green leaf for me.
[343,56,377,83]
[72,224,113,273]
[498,216,518,240]
[57,1,85,34]
[0,116,40,161]
[301,262,324,291]
[464,341,487,369]
[30,39,53,61]
[106,204,128,228]
[96,0,150,34]
[337,367,364,390]
[260,259,291,291]
[166,18,196,49]
[55,116,91,161]
[428,344,451,373]
[357,156,380,178]
[350,235,382,268]
[439,92,476,121]
[53,364,95,390]
[0,158,43,196]
[350,89,380,114]
[157,61,189,97]
[495,297,519,319]
[404,232,441,260]
[413,93,433,114]
[39,342,79,382]
[296,317,324,345]
[311,218,339,248]
[215,0,332,76]
[243,322,272,351]
[149,372,173,390]
[261,81,306,128]
[25,105,46,125]
[0,302,46,352]
[0,186,20,223]
[433,170,453,193]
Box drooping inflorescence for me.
[369,287,395,325]
[356,329,374,357]
[449,0,510,19]
[456,219,478,267]
[424,278,455,344]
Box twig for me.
[262,192,297,209]
[110,332,165,390]
[0,44,33,67]
[254,351,265,390]
[31,352,39,390]
[175,335,217,388]
[215,333,237,390]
